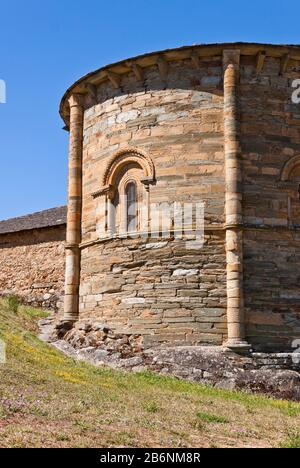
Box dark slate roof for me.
[0,206,67,234]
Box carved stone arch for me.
[102,147,155,188]
[281,154,300,181]
[93,148,155,238]
[280,154,300,228]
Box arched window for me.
[281,155,300,228]
[126,181,138,232]
[92,149,155,239]
[288,172,300,228]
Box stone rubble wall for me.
[55,340,300,401]
[44,320,300,401]
[39,316,300,401]
[0,226,65,311]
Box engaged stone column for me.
[63,93,84,323]
[223,50,250,351]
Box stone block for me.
[173,269,199,277]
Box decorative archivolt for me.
[102,148,155,186]
[92,148,155,199]
[281,154,300,181]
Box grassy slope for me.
[0,299,299,448]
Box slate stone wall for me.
[78,50,300,351]
[79,234,227,347]
[79,60,227,346]
[240,55,300,350]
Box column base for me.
[223,340,252,353]
[55,319,76,338]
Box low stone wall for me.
[0,226,65,311]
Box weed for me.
[196,411,229,424]
[7,296,20,314]
[279,432,300,448]
[144,401,160,413]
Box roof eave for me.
[59,41,300,128]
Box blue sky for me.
[0,0,299,220]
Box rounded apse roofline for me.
[59,41,300,128]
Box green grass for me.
[22,307,49,319]
[144,402,160,414]
[279,432,300,448]
[196,411,229,424]
[0,298,299,448]
[7,296,20,314]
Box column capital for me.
[223,49,240,70]
[68,93,85,109]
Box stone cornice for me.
[60,42,300,128]
[79,224,225,250]
[78,223,300,249]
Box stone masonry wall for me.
[244,230,300,351]
[82,58,225,243]
[240,55,300,350]
[0,226,65,311]
[78,58,227,346]
[79,232,227,347]
[71,47,300,351]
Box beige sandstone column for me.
[223,50,250,351]
[63,93,84,323]
[107,195,116,237]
